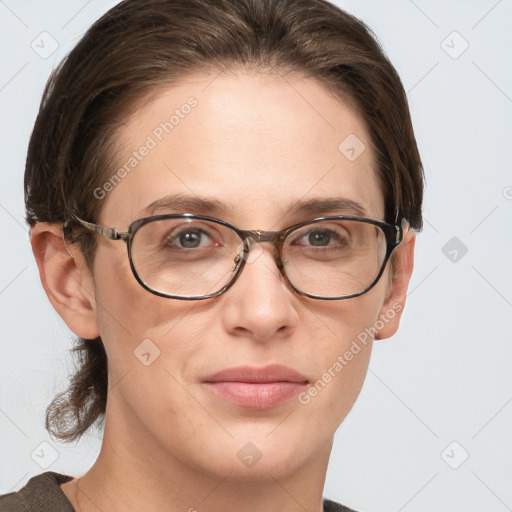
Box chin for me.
[189,427,327,482]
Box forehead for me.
[100,72,384,227]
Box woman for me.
[0,0,423,510]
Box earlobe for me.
[30,223,100,339]
[375,227,416,340]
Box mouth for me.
[202,364,309,409]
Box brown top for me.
[0,472,357,511]
[0,472,74,512]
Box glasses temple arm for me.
[66,215,128,241]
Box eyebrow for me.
[142,194,229,216]
[288,197,366,217]
[141,194,366,218]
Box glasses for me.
[65,213,403,300]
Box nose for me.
[220,243,299,343]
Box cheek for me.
[298,289,385,427]
[313,285,385,351]
[90,250,215,446]
[90,247,203,375]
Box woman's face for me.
[83,72,408,480]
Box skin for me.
[31,71,415,512]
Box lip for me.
[202,364,309,410]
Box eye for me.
[304,230,333,247]
[161,223,221,250]
[292,227,348,248]
[174,229,211,249]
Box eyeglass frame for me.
[64,213,404,301]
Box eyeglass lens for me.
[129,217,388,299]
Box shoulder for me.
[324,497,360,512]
[0,472,75,512]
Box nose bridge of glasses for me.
[246,229,283,244]
[238,229,285,271]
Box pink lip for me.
[202,365,309,409]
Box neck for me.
[62,397,331,512]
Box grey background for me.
[1,1,511,510]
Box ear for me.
[375,226,416,340]
[30,222,100,339]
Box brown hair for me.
[25,0,423,442]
